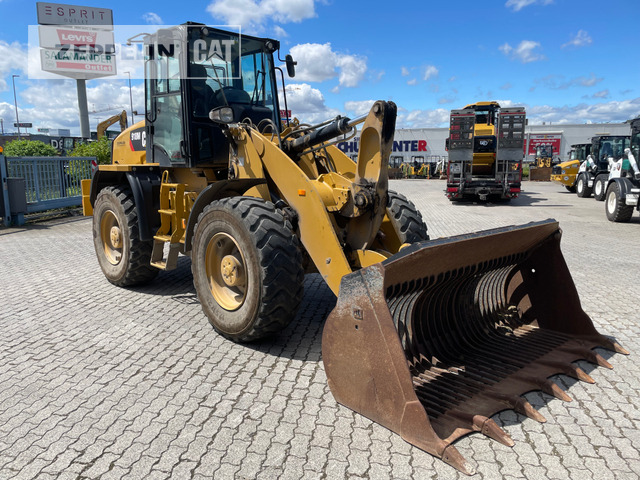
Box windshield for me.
[571,145,588,161]
[189,32,278,127]
[599,137,628,160]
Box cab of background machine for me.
[142,23,286,169]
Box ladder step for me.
[150,242,180,271]
[158,209,175,215]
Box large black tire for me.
[191,197,304,342]
[93,186,159,286]
[605,183,634,222]
[576,174,592,198]
[387,191,430,243]
[593,174,608,201]
[565,185,576,193]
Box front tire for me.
[565,185,576,193]
[605,183,634,222]
[387,191,430,244]
[593,174,608,201]
[576,174,592,198]
[191,197,304,342]
[93,186,159,286]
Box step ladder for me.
[150,171,186,271]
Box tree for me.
[70,136,112,165]
[3,139,58,157]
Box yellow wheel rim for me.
[100,210,122,265]
[205,232,247,311]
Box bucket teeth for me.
[442,444,476,476]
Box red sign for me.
[56,28,97,46]
[526,134,562,156]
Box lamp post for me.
[12,75,21,136]
[125,71,134,125]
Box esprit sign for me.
[36,2,113,27]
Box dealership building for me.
[336,122,631,166]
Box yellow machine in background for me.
[550,143,591,192]
[82,24,626,475]
[96,110,128,140]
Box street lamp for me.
[12,75,21,137]
[125,71,134,125]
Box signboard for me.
[36,2,113,28]
[338,138,427,154]
[40,48,116,77]
[14,123,33,128]
[38,25,114,51]
[38,128,50,133]
[527,133,562,156]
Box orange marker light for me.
[298,189,306,196]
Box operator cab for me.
[143,23,284,169]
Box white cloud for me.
[142,12,163,25]
[344,100,374,117]
[335,55,367,88]
[526,98,640,125]
[0,41,28,91]
[562,30,592,49]
[207,0,316,32]
[505,0,553,11]
[288,43,367,88]
[499,40,545,63]
[423,65,438,81]
[1,79,146,134]
[397,108,450,128]
[401,66,410,77]
[438,97,456,105]
[279,83,341,124]
[407,78,417,86]
[500,82,513,90]
[534,73,603,90]
[273,25,288,38]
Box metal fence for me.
[1,156,94,226]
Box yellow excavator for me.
[96,110,128,139]
[81,23,627,475]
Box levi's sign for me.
[38,25,115,52]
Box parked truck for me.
[550,142,591,192]
[81,25,626,475]
[446,102,525,201]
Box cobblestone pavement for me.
[1,180,639,480]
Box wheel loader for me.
[550,143,591,193]
[81,23,628,475]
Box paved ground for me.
[1,180,639,480]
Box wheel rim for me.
[100,210,123,265]
[205,232,247,311]
[577,178,583,193]
[595,181,601,196]
[607,190,617,214]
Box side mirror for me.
[285,54,296,78]
[209,106,234,124]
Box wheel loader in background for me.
[576,134,630,200]
[550,143,591,192]
[529,143,554,181]
[445,102,525,201]
[81,24,628,475]
[604,118,640,222]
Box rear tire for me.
[387,191,429,243]
[565,185,576,193]
[605,183,634,222]
[93,186,159,286]
[576,174,592,197]
[191,197,304,342]
[593,174,608,201]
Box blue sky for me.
[0,0,638,134]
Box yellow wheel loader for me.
[82,23,628,475]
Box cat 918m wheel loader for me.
[82,23,627,475]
